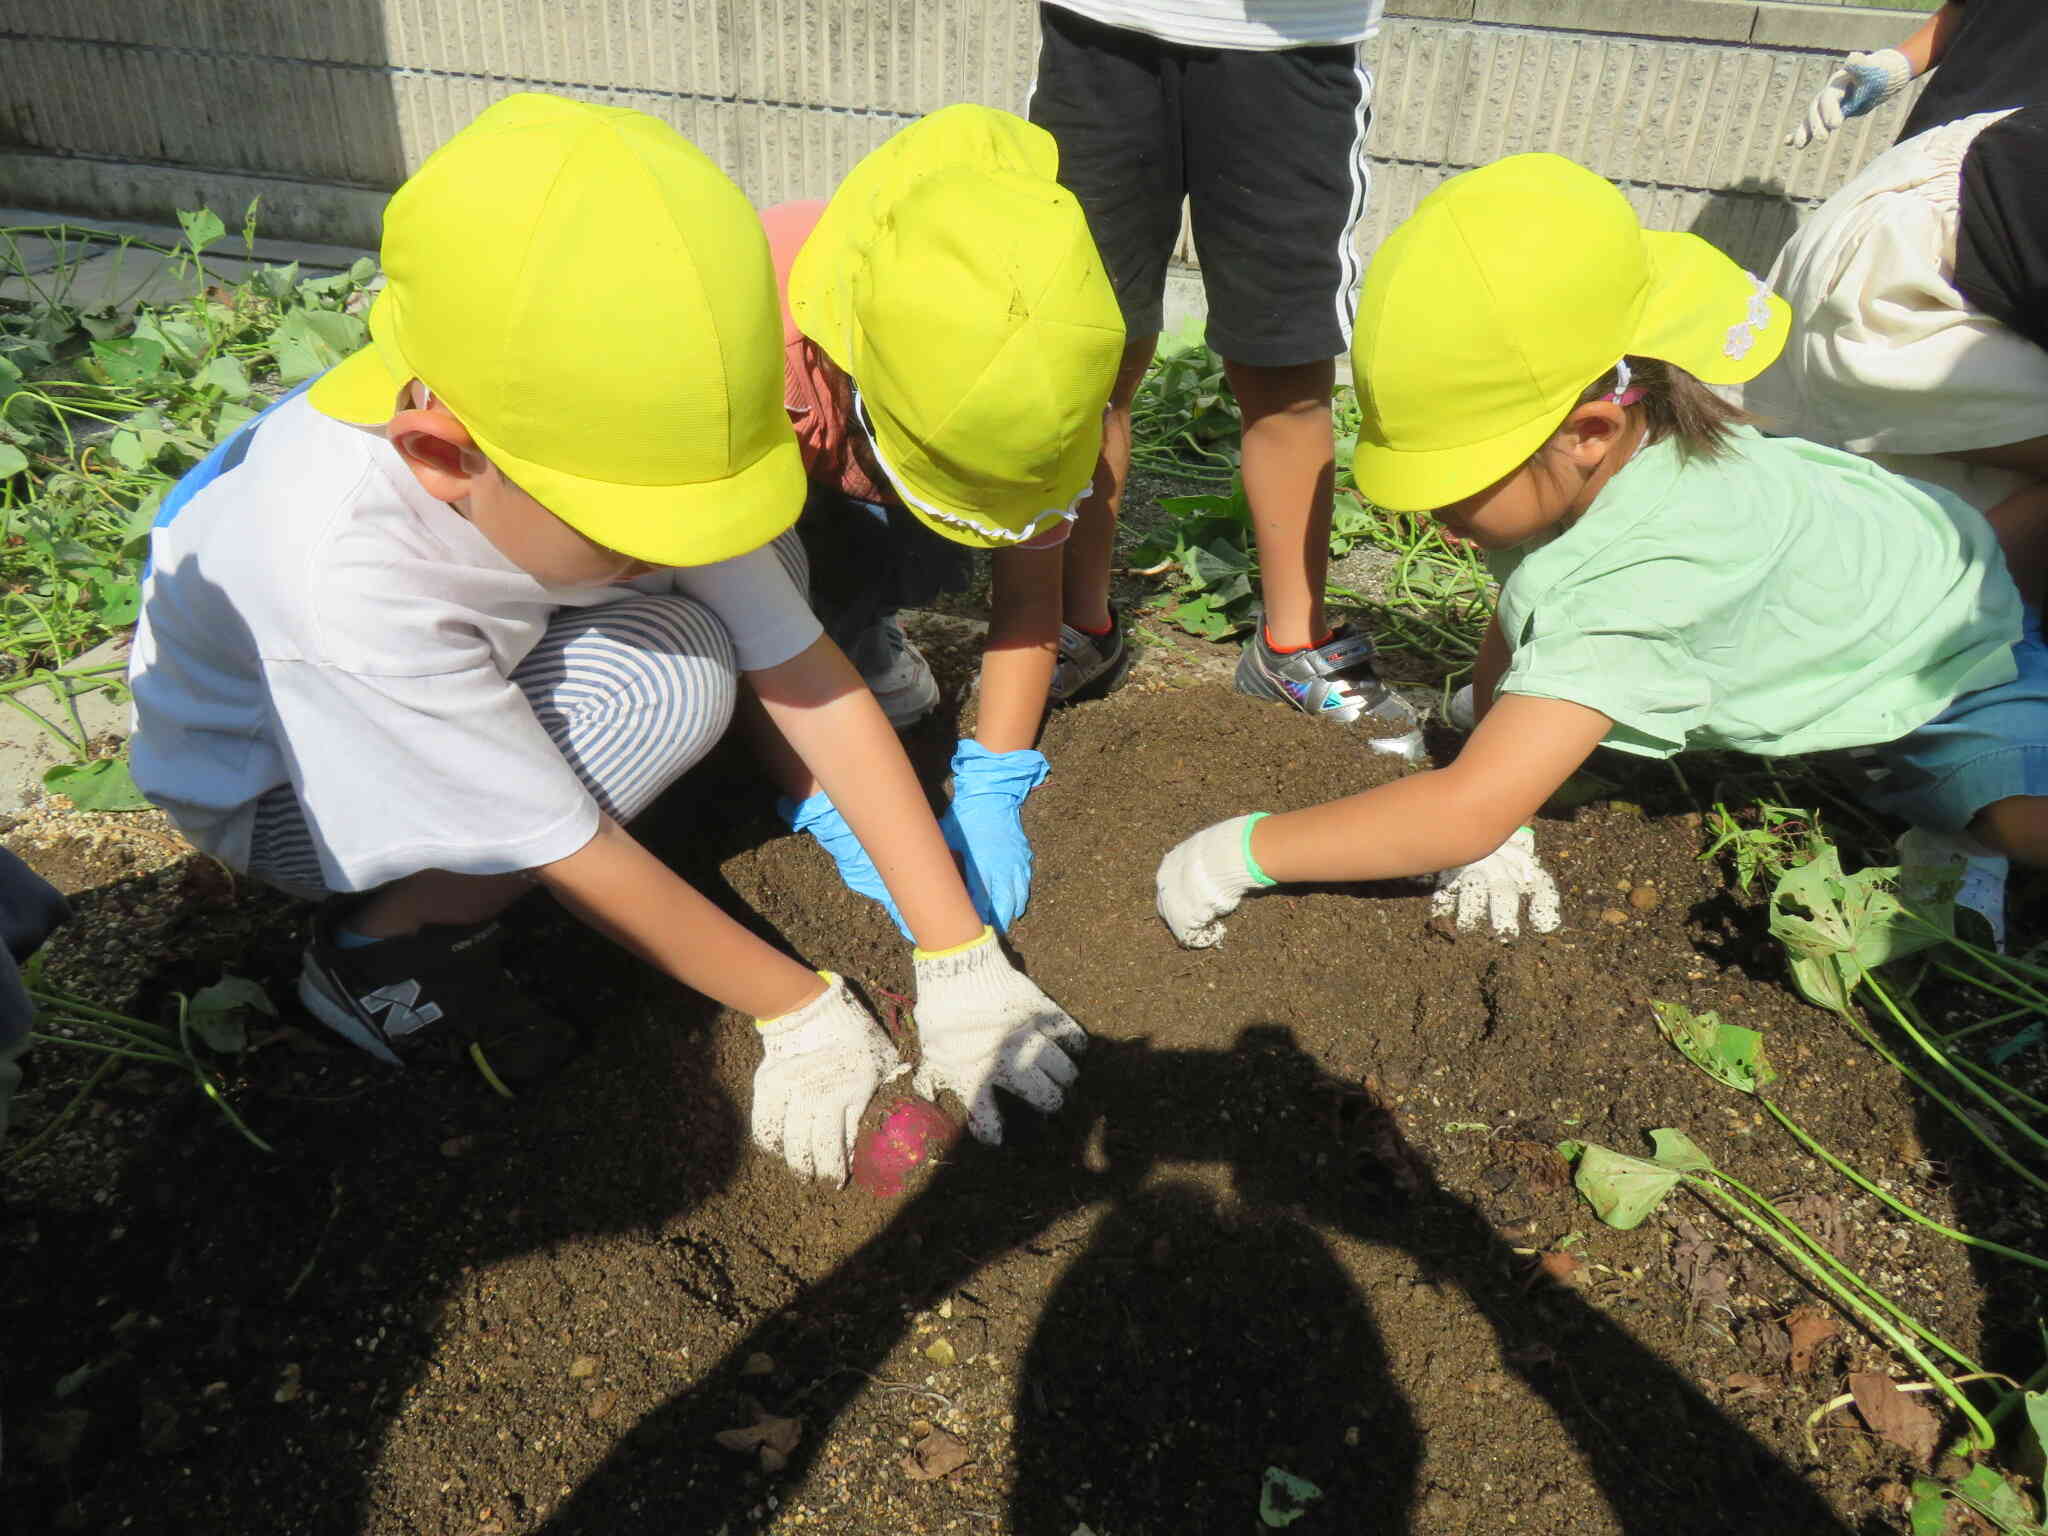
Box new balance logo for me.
[359,979,445,1039]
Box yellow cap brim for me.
[484,429,807,568]
[1350,404,1568,516]
[873,402,1100,552]
[1637,232,1791,386]
[307,303,411,425]
[310,326,807,569]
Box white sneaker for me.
[845,613,940,730]
[1898,825,2007,951]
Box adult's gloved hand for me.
[780,790,912,940]
[1431,826,1562,940]
[751,973,905,1184]
[938,740,1050,932]
[1787,49,1913,148]
[1155,813,1275,948]
[912,927,1086,1145]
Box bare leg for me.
[1980,483,2048,607]
[1063,334,1158,634]
[1970,794,2048,867]
[348,867,534,939]
[1223,356,1337,651]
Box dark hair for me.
[1572,356,1749,462]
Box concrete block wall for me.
[0,0,1930,275]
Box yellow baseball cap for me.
[310,92,803,567]
[788,104,1125,551]
[1349,153,1790,513]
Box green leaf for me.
[1647,1127,1713,1173]
[108,429,148,470]
[1951,1465,2041,1531]
[348,256,377,284]
[90,336,169,388]
[77,311,127,340]
[132,312,207,367]
[266,308,364,382]
[89,573,139,625]
[184,974,275,1054]
[177,208,226,256]
[1768,843,1952,1014]
[1907,1478,1950,1536]
[0,443,26,479]
[1570,1142,1684,1230]
[197,354,252,400]
[42,757,151,812]
[1653,1001,1777,1095]
[1169,594,1237,641]
[254,262,300,302]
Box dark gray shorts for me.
[1028,3,1374,366]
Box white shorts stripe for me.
[1335,52,1374,351]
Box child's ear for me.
[1556,400,1629,469]
[387,408,491,503]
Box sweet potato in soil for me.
[1,675,2037,1536]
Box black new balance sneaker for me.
[297,908,581,1093]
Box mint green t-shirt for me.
[1486,427,2021,760]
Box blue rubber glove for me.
[938,741,1050,933]
[779,791,912,940]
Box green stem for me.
[190,1062,273,1153]
[30,986,174,1037]
[1930,962,2042,1018]
[1864,974,2048,1156]
[1839,993,2048,1198]
[1687,1175,1995,1451]
[1935,1002,2039,1047]
[1764,1101,2048,1273]
[1707,1161,1982,1378]
[0,1055,115,1167]
[28,1032,180,1065]
[1950,1053,2048,1119]
[1,693,84,757]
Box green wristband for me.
[1242,812,1276,887]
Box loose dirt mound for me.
[0,678,2014,1536]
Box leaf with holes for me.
[184,975,276,1054]
[1768,843,1952,1014]
[1654,1001,1776,1094]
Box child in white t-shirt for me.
[129,95,1087,1184]
[1155,155,2048,948]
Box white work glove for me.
[1787,49,1913,148]
[1155,813,1276,948]
[912,927,1086,1145]
[752,974,905,1184]
[1432,826,1563,940]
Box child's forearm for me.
[540,816,825,1019]
[975,544,1063,753]
[1249,692,1613,884]
[752,635,984,949]
[1249,768,1522,885]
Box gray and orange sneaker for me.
[1235,621,1423,758]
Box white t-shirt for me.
[1043,0,1382,49]
[129,395,821,892]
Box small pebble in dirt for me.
[1629,884,1661,911]
[742,1352,774,1377]
[439,1136,476,1159]
[1599,908,1629,925]
[586,1388,619,1421]
[568,1356,598,1379]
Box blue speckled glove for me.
[779,791,912,940]
[938,740,1050,933]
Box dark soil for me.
[2,649,2038,1535]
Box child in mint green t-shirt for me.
[1152,153,2048,949]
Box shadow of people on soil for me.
[535,1026,1853,1535]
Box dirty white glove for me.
[912,927,1086,1145]
[1787,49,1912,148]
[1155,813,1275,948]
[1432,826,1562,940]
[1898,825,2009,952]
[752,974,905,1184]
